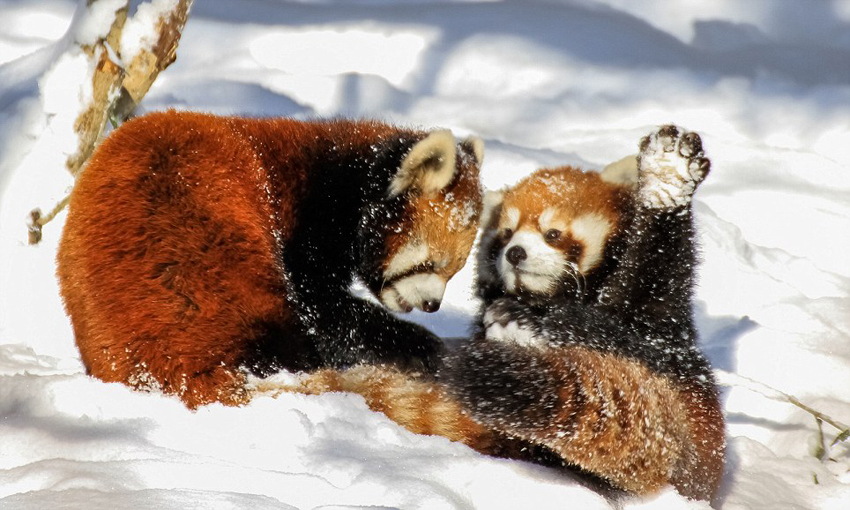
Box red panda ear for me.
[600,153,639,189]
[480,190,504,231]
[389,129,457,197]
[461,135,485,165]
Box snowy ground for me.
[2,1,850,509]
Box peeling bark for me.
[115,0,193,121]
[29,0,194,244]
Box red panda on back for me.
[57,111,484,409]
[453,125,724,501]
[270,126,725,502]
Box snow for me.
[121,0,180,62]
[71,0,126,47]
[1,0,849,509]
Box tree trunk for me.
[29,0,194,244]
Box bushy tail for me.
[253,345,724,501]
[251,365,499,454]
[444,340,725,500]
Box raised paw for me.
[637,125,710,209]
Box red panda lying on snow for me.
[57,111,484,409]
[266,125,725,502]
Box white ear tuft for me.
[389,129,456,197]
[463,135,485,165]
[480,189,504,229]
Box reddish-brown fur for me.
[265,160,724,500]
[256,366,499,453]
[516,346,723,500]
[475,166,634,300]
[502,166,629,234]
[57,111,479,408]
[674,381,726,500]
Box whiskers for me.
[495,246,588,298]
[562,261,585,296]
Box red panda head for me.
[477,166,632,298]
[361,130,484,313]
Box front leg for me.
[283,223,445,373]
[598,125,710,332]
[292,284,445,373]
[479,296,551,349]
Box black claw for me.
[658,125,680,151]
[695,157,711,178]
[658,124,680,138]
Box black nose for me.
[421,300,441,313]
[506,245,527,266]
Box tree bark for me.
[29,0,194,244]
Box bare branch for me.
[115,0,193,119]
[715,369,850,453]
[66,1,129,177]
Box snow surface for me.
[2,0,850,508]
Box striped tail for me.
[253,345,725,501]
[445,340,725,500]
[251,365,500,454]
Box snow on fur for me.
[1,1,849,509]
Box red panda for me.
[265,126,724,502]
[459,126,724,500]
[57,110,484,409]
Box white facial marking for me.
[480,190,504,228]
[497,230,565,294]
[538,207,567,232]
[570,213,612,273]
[391,273,447,311]
[538,207,556,231]
[514,272,558,294]
[385,241,430,279]
[500,269,518,293]
[503,207,520,231]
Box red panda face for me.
[367,133,484,313]
[482,167,628,297]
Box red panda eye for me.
[545,229,561,242]
[501,228,513,239]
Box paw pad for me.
[637,125,710,209]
